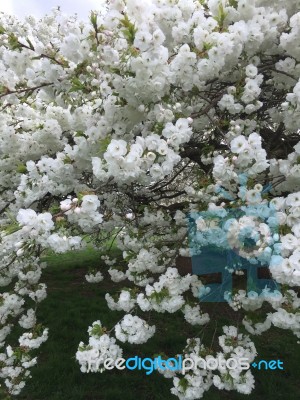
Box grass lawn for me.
[1,247,300,400]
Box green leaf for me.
[63,156,73,164]
[73,60,89,77]
[149,287,169,303]
[99,136,111,154]
[78,344,93,351]
[111,67,121,75]
[90,12,98,29]
[178,378,189,392]
[74,130,86,138]
[8,33,21,50]
[120,14,137,45]
[90,323,105,337]
[4,223,21,235]
[69,77,86,92]
[214,3,228,28]
[229,0,238,8]
[49,205,60,214]
[154,122,164,135]
[116,97,127,106]
[203,42,213,51]
[26,37,35,50]
[16,164,28,173]
[279,224,292,235]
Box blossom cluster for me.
[169,326,257,399]
[114,314,156,344]
[76,320,123,373]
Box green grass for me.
[1,248,300,400]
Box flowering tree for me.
[1,0,300,397]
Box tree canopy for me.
[1,0,300,398]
